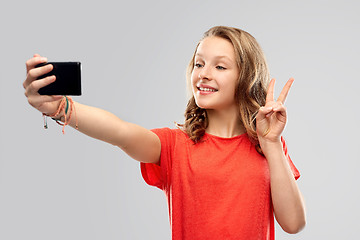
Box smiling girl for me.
[23,26,306,239]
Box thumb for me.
[257,106,273,121]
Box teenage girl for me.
[23,26,306,239]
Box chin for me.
[194,99,210,109]
[195,102,215,110]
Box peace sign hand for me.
[256,78,294,143]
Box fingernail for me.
[42,57,48,62]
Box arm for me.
[23,54,160,164]
[256,78,306,234]
[260,140,306,233]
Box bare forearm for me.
[57,101,126,145]
[261,141,306,234]
[57,101,160,163]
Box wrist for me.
[43,97,66,117]
[51,114,65,122]
[258,138,283,156]
[42,96,78,133]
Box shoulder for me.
[151,127,190,144]
[151,127,187,137]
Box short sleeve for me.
[140,128,173,190]
[281,136,300,180]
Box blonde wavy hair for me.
[180,26,270,148]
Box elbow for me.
[282,217,306,234]
[276,198,307,234]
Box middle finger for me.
[24,64,53,89]
[277,78,294,103]
[26,75,56,95]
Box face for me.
[191,36,240,112]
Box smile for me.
[197,87,218,92]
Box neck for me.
[205,107,245,138]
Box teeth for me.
[199,87,216,92]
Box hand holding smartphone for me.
[36,62,82,96]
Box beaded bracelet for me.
[42,96,78,134]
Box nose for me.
[198,66,212,81]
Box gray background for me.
[1,0,359,239]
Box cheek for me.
[229,74,239,91]
[222,75,238,98]
[190,71,198,89]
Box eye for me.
[195,63,203,68]
[216,65,226,70]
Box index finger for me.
[277,78,294,103]
[266,78,276,103]
[26,54,47,72]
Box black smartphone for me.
[36,62,82,96]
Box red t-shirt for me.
[141,128,300,240]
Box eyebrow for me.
[195,53,232,62]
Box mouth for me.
[196,84,218,93]
[197,87,218,92]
